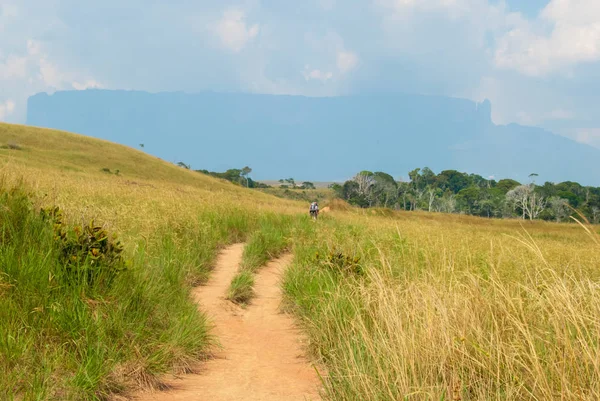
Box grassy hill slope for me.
[0,122,297,197]
[0,123,301,239]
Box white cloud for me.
[0,36,104,122]
[337,50,358,73]
[515,111,535,125]
[213,8,259,53]
[0,54,27,79]
[38,57,64,88]
[515,109,575,126]
[573,128,600,148]
[0,3,18,18]
[494,0,600,76]
[546,109,574,120]
[72,79,103,90]
[303,31,359,79]
[375,0,479,21]
[303,66,333,82]
[0,100,16,121]
[27,39,41,56]
[318,0,336,11]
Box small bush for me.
[101,167,112,174]
[41,206,128,288]
[0,142,22,150]
[314,249,363,276]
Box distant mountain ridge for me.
[26,89,600,185]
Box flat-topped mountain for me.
[26,90,600,185]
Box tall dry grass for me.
[284,211,600,400]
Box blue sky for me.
[2,0,600,148]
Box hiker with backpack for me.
[309,201,319,220]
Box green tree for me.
[457,186,481,214]
[372,172,398,207]
[408,168,422,190]
[496,179,520,194]
[437,170,470,193]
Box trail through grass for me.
[227,214,314,304]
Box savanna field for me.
[1,122,600,400]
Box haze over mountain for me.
[27,89,600,185]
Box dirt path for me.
[134,244,322,401]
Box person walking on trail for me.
[309,201,319,220]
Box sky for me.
[1,0,600,148]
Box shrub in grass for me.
[0,185,213,399]
[41,206,128,288]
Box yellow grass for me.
[3,122,600,400]
[285,207,600,400]
[0,122,302,241]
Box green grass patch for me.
[0,184,262,400]
[227,270,255,305]
[240,217,291,272]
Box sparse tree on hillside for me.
[241,166,252,188]
[529,173,539,184]
[177,161,190,170]
[302,181,316,190]
[139,143,144,149]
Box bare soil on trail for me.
[134,244,322,401]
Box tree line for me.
[191,164,317,191]
[331,168,600,223]
[195,166,269,189]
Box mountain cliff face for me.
[26,90,600,184]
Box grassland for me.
[0,123,302,400]
[284,210,600,400]
[2,122,600,400]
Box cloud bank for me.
[0,0,599,149]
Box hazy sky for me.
[1,0,600,148]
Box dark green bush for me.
[314,249,363,276]
[41,206,128,288]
